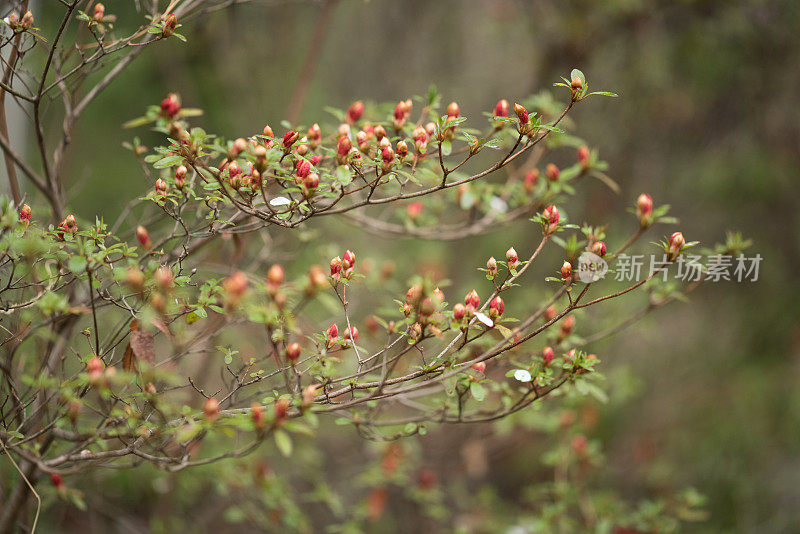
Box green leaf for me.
[153,155,184,169]
[570,68,586,86]
[470,382,486,402]
[274,429,293,457]
[68,256,87,274]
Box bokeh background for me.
[11,0,800,532]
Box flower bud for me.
[406,202,423,220]
[523,169,539,193]
[19,204,31,225]
[513,102,529,125]
[51,474,64,491]
[344,326,358,344]
[174,164,187,188]
[486,256,498,277]
[307,123,322,148]
[494,99,509,118]
[453,302,466,322]
[337,136,352,164]
[409,322,423,341]
[506,247,519,268]
[591,241,606,257]
[266,264,285,288]
[559,316,575,338]
[396,140,408,158]
[636,193,654,227]
[262,124,274,138]
[274,398,290,423]
[87,356,104,385]
[93,3,105,22]
[231,137,247,157]
[285,342,301,362]
[561,260,573,281]
[251,402,265,429]
[162,13,177,37]
[283,130,299,149]
[472,361,486,373]
[203,397,220,422]
[347,101,364,123]
[542,346,555,366]
[223,271,248,305]
[330,256,342,278]
[464,290,480,310]
[126,268,145,292]
[668,232,685,259]
[342,250,356,270]
[326,324,339,347]
[60,214,78,236]
[302,384,319,406]
[488,296,504,319]
[303,172,319,194]
[296,159,311,179]
[154,266,173,291]
[571,77,583,91]
[432,287,445,304]
[545,163,560,181]
[136,225,152,250]
[541,205,560,235]
[20,10,34,30]
[155,178,168,195]
[544,305,557,322]
[405,284,423,307]
[577,145,590,167]
[446,101,460,118]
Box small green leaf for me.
[275,429,293,457]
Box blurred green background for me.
[21,0,800,532]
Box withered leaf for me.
[122,343,136,372]
[130,329,156,365]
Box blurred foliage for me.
[6,0,799,532]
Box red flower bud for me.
[546,163,560,181]
[433,287,445,303]
[162,13,178,37]
[381,146,395,164]
[326,324,339,346]
[283,130,299,148]
[285,342,301,362]
[251,402,265,429]
[453,302,466,321]
[223,271,248,302]
[544,305,557,322]
[303,172,319,193]
[330,256,342,278]
[542,205,560,235]
[489,296,504,318]
[307,123,322,148]
[637,193,654,226]
[342,250,356,270]
[136,225,152,250]
[262,125,274,138]
[405,284,423,306]
[542,346,555,366]
[93,3,105,22]
[571,77,583,91]
[337,136,352,159]
[591,241,606,257]
[155,178,168,195]
[561,260,573,281]
[20,10,34,30]
[571,434,588,457]
[464,290,480,310]
[560,316,575,337]
[274,398,290,422]
[347,101,364,123]
[203,397,220,422]
[523,169,539,193]
[296,159,311,179]
[406,202,423,219]
[154,266,173,291]
[344,326,359,343]
[160,93,181,118]
[668,232,685,258]
[472,361,486,373]
[494,99,509,117]
[513,103,529,125]
[50,473,64,489]
[577,145,590,167]
[19,204,31,225]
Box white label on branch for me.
[269,196,291,206]
[513,369,532,383]
[474,312,493,327]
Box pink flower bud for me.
[561,260,573,281]
[544,306,557,322]
[405,284,423,306]
[489,296,504,318]
[136,225,152,249]
[337,136,352,157]
[309,154,322,166]
[160,93,181,118]
[347,101,365,123]
[577,145,590,167]
[446,102,460,118]
[326,324,339,346]
[155,178,168,195]
[262,125,274,138]
[266,264,284,288]
[560,316,575,337]
[524,169,539,193]
[542,346,555,366]
[87,356,104,385]
[330,256,342,277]
[571,77,583,91]
[93,3,105,22]
[406,202,423,220]
[668,232,685,258]
[203,397,220,422]
[396,140,408,158]
[494,99,509,117]
[21,10,34,30]
[513,103,529,125]
[433,287,445,303]
[486,256,498,277]
[591,241,606,257]
[506,247,519,267]
[381,146,395,164]
[154,266,173,291]
[251,402,265,429]
[303,172,319,193]
[162,13,177,37]
[637,193,654,226]
[307,123,322,148]
[472,361,486,373]
[223,271,248,303]
[344,326,358,343]
[545,163,560,181]
[285,342,301,362]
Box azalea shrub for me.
[0,2,747,532]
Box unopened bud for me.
[347,101,365,123]
[506,247,519,268]
[486,256,498,277]
[154,266,173,291]
[19,204,31,225]
[296,159,311,179]
[494,99,509,117]
[524,169,539,193]
[136,225,152,250]
[282,130,299,149]
[591,241,606,257]
[155,178,168,195]
[285,342,301,362]
[577,145,590,167]
[464,289,480,310]
[446,101,460,118]
[546,163,560,181]
[636,193,654,227]
[541,205,560,235]
[542,346,555,366]
[561,260,573,281]
[513,103,529,125]
[162,13,177,37]
[251,403,265,429]
[203,397,220,422]
[326,324,339,347]
[453,302,466,321]
[488,296,504,319]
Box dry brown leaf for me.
[130,330,156,365]
[122,343,136,372]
